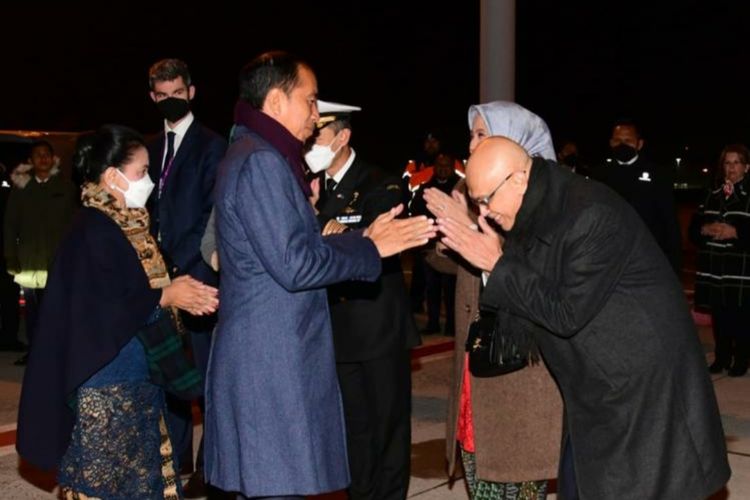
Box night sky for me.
[2,2,749,175]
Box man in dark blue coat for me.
[204,51,436,499]
[145,58,227,491]
[437,137,730,499]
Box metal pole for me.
[480,0,515,102]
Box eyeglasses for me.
[469,170,526,207]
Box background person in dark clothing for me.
[593,120,682,274]
[145,58,227,495]
[411,152,460,335]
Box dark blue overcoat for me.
[204,128,381,497]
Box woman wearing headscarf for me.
[17,125,219,499]
[689,143,750,377]
[424,101,563,500]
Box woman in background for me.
[690,143,750,377]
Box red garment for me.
[456,354,475,452]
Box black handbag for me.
[465,312,528,377]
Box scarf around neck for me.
[234,100,312,197]
[81,183,171,289]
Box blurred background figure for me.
[690,143,750,377]
[556,139,591,177]
[410,152,461,335]
[593,119,682,275]
[0,161,22,353]
[4,140,77,365]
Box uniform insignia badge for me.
[638,171,651,182]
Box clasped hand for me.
[701,222,737,241]
[160,275,219,316]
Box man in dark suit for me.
[437,136,730,499]
[308,101,420,500]
[593,119,682,274]
[146,58,227,495]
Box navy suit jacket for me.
[147,119,226,285]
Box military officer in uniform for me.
[306,101,420,500]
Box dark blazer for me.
[17,208,161,470]
[316,157,420,362]
[481,159,730,499]
[593,156,683,273]
[147,119,226,284]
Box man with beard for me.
[594,120,682,274]
[146,58,227,496]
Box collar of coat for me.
[233,100,311,198]
[10,158,61,189]
[506,156,557,248]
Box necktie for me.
[326,178,337,193]
[159,131,176,197]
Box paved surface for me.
[0,307,748,498]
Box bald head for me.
[466,137,532,231]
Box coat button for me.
[465,304,471,313]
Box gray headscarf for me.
[467,101,556,161]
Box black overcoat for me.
[481,159,730,499]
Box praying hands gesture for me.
[437,215,503,273]
[423,187,474,228]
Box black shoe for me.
[420,326,440,335]
[13,353,28,366]
[182,470,207,498]
[708,360,728,374]
[728,364,748,377]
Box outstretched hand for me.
[436,215,502,273]
[364,204,437,258]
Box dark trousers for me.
[0,274,19,347]
[166,329,212,474]
[712,308,750,369]
[558,436,579,500]
[22,287,44,347]
[424,263,456,334]
[336,350,412,500]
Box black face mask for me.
[156,97,190,123]
[562,153,578,168]
[611,143,638,163]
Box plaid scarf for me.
[82,183,202,400]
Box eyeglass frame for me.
[469,170,527,207]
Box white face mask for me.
[305,134,342,173]
[115,169,155,208]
